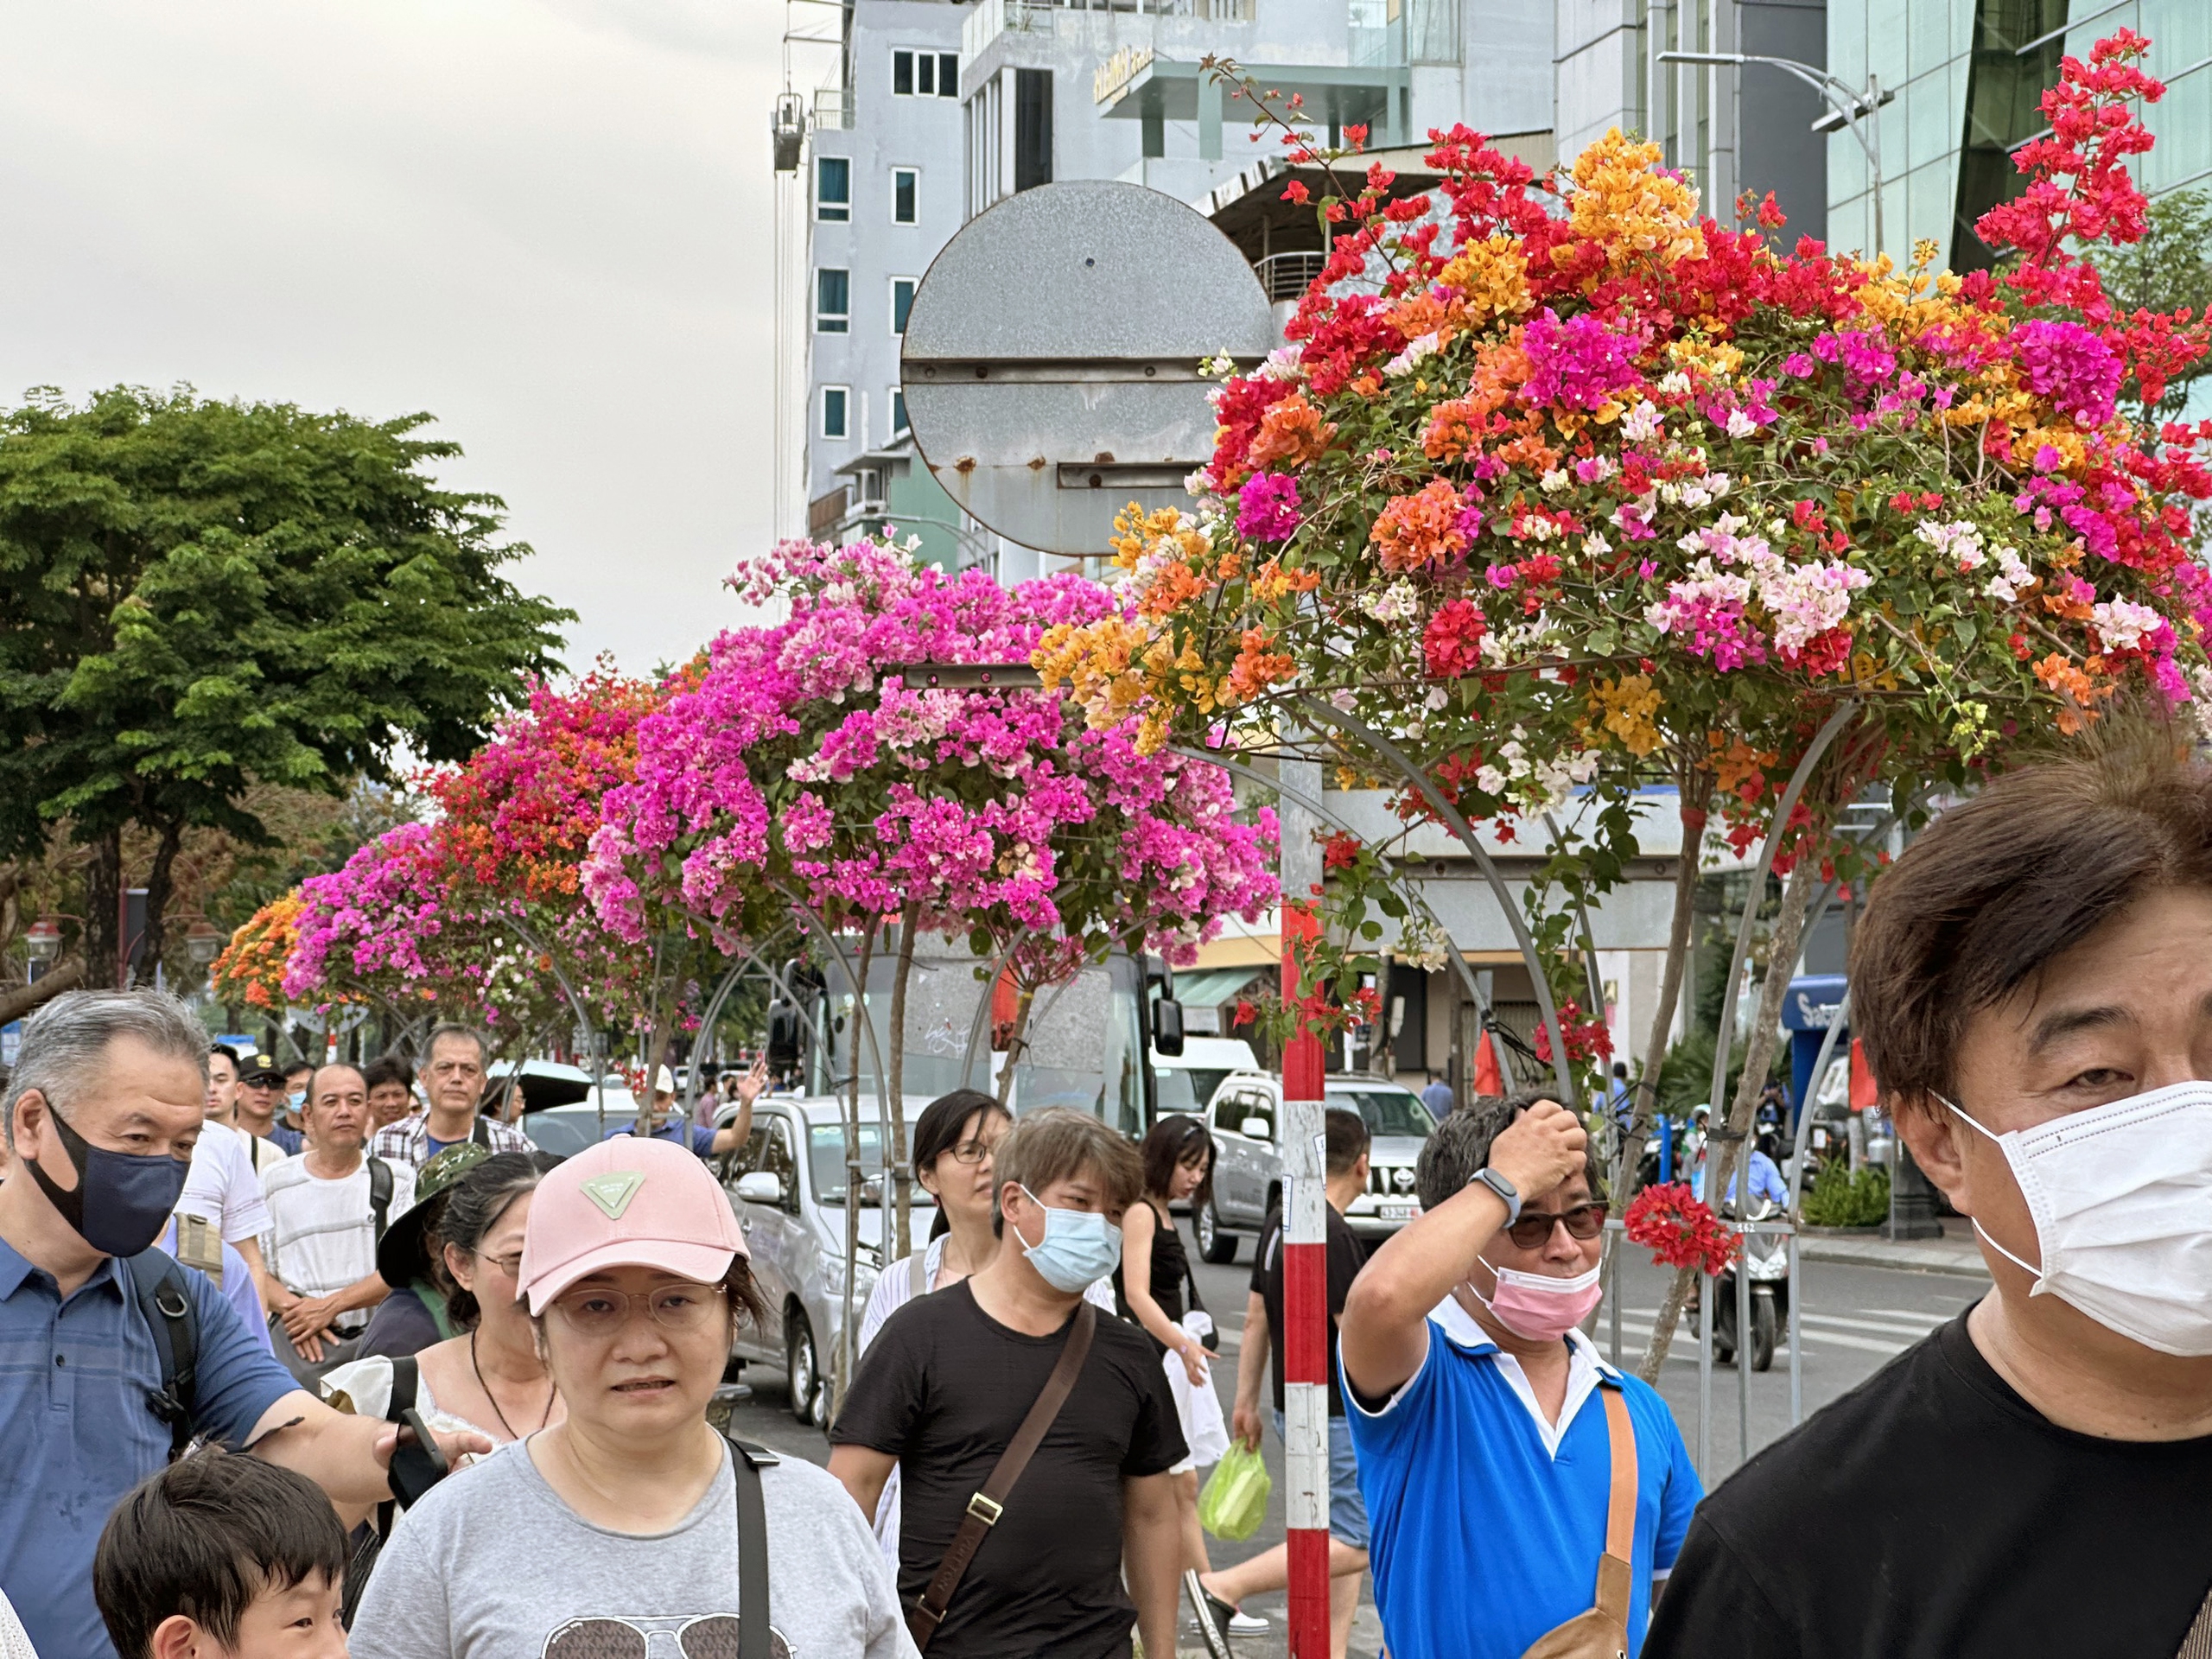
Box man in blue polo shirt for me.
[1339,1090,1700,1658]
[0,990,490,1659]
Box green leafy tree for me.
[2098,187,2212,422]
[0,385,571,988]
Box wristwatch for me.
[1471,1166,1522,1225]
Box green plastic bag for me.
[1198,1441,1272,1541]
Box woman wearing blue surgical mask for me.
[830,1108,1188,1659]
[1649,736,2212,1659]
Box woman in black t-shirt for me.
[1115,1115,1222,1585]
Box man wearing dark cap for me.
[232,1052,302,1160]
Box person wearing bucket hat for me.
[352,1141,492,1360]
[347,1137,918,1659]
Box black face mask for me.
[26,1100,191,1257]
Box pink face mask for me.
[1470,1257,1605,1341]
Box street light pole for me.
[1657,50,1894,260]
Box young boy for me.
[94,1448,349,1659]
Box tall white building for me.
[785,0,1554,576]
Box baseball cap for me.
[518,1135,747,1315]
[238,1052,285,1086]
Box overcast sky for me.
[0,0,826,675]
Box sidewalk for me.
[1797,1220,1990,1279]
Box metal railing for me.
[1255,250,1326,301]
[813,85,854,131]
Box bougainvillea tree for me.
[585,538,1278,1268]
[1039,31,2212,1376]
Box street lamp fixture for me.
[1656,50,1895,257]
[186,919,226,968]
[24,917,62,963]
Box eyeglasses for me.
[1503,1203,1607,1250]
[548,1281,723,1336]
[946,1137,1003,1166]
[480,1250,524,1280]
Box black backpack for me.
[124,1247,201,1460]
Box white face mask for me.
[1944,1081,2212,1357]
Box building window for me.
[1014,69,1053,193]
[894,49,958,99]
[892,168,918,225]
[890,388,909,435]
[821,386,849,440]
[815,156,850,221]
[890,277,916,335]
[816,268,849,334]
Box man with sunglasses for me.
[1338,1090,1700,1659]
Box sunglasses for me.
[1503,1202,1607,1250]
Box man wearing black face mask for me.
[0,990,492,1659]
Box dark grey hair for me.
[423,1024,487,1067]
[434,1151,560,1329]
[1413,1087,1603,1212]
[5,990,210,1147]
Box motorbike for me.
[1709,1195,1790,1371]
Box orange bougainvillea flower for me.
[1371,478,1472,573]
[1424,397,1482,461]
[1243,391,1335,471]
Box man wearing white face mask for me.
[1339,1091,1701,1658]
[830,1107,1186,1659]
[1648,741,2212,1658]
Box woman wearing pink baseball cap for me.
[348,1135,918,1659]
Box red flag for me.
[1473,1030,1503,1096]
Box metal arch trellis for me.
[1294,695,1578,1107]
[1169,744,1524,1093]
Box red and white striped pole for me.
[1278,760,1331,1659]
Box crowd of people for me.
[1,741,2209,1658]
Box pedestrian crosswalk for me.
[1598,1300,1962,1363]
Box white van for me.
[1151,1035,1262,1123]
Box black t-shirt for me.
[1645,1313,2212,1659]
[1250,1203,1365,1415]
[831,1279,1187,1659]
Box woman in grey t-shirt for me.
[349,1135,916,1659]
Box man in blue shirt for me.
[602,1058,764,1156]
[1339,1090,1701,1658]
[1691,1145,1789,1209]
[1420,1076,1456,1119]
[0,990,490,1659]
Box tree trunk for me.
[834,923,876,1407]
[995,984,1036,1107]
[886,900,920,1262]
[138,817,186,987]
[83,827,123,991]
[0,957,87,1027]
[1636,855,1821,1381]
[1611,770,1714,1216]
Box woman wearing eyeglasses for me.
[349,1135,917,1659]
[855,1090,1115,1569]
[324,1150,565,1444]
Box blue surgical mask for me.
[26,1102,192,1257]
[1012,1184,1122,1293]
[288,1090,307,1111]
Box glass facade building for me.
[1828,0,2212,269]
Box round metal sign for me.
[901,181,1278,556]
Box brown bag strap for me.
[1593,1383,1637,1630]
[907,1300,1096,1650]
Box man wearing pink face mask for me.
[1338,1090,1700,1659]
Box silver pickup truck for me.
[1192,1071,1438,1262]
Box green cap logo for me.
[581,1170,645,1219]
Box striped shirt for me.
[262,1154,416,1334]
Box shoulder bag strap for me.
[1592,1384,1638,1630]
[368,1157,395,1239]
[723,1432,780,1659]
[372,1357,420,1539]
[126,1249,200,1459]
[907,1300,1096,1650]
